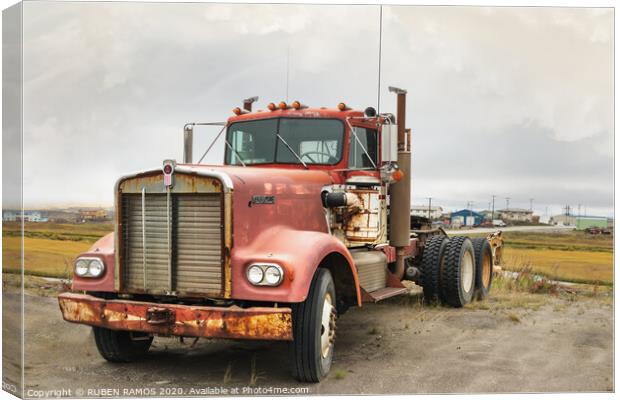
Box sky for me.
[16,3,614,217]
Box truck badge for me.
[250,195,275,206]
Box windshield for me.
[225,118,344,166]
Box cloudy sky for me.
[18,3,613,217]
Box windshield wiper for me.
[276,133,308,169]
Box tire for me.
[419,235,449,303]
[93,327,153,362]
[289,268,337,382]
[471,238,493,300]
[440,236,476,307]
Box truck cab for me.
[58,89,495,382]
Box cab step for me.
[366,287,409,302]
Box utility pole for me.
[578,204,582,217]
[491,195,496,221]
[529,198,534,211]
[427,197,432,220]
[505,197,510,210]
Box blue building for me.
[450,209,484,226]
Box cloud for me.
[380,6,613,214]
[19,4,613,216]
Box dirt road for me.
[5,282,612,397]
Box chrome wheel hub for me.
[320,293,336,359]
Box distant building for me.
[411,205,444,220]
[2,211,18,222]
[497,208,534,223]
[79,209,109,222]
[550,214,576,226]
[575,216,609,230]
[23,211,48,222]
[450,209,484,226]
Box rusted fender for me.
[72,232,115,292]
[58,292,292,341]
[231,226,362,306]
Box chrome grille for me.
[121,192,224,295]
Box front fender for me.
[230,226,361,305]
[71,232,115,292]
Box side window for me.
[348,127,378,168]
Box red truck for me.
[58,87,498,382]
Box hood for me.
[175,164,334,248]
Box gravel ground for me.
[1,280,613,397]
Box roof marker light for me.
[279,101,288,110]
[267,102,277,111]
[233,107,242,115]
[292,100,301,109]
[337,102,347,111]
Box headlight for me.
[88,259,105,277]
[74,257,105,278]
[264,265,283,285]
[75,259,89,277]
[246,264,284,286]
[247,265,265,285]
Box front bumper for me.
[58,292,293,341]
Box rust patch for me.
[119,173,222,194]
[58,293,292,341]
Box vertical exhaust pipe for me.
[183,125,193,164]
[388,86,411,279]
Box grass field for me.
[2,222,112,278]
[2,222,614,284]
[497,231,612,285]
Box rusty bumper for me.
[58,292,292,341]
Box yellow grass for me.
[2,236,93,278]
[503,247,612,285]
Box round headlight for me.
[88,259,105,277]
[247,265,264,285]
[264,266,283,285]
[75,259,89,277]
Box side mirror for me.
[381,124,398,163]
[183,126,193,163]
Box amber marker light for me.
[337,102,347,111]
[267,102,277,111]
[233,107,242,115]
[292,100,301,109]
[279,101,288,110]
[392,170,404,181]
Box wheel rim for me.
[320,293,336,359]
[482,251,492,289]
[461,249,474,293]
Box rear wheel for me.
[441,236,476,307]
[93,327,153,362]
[289,268,337,382]
[471,238,493,300]
[419,235,449,303]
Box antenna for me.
[285,45,290,103]
[377,5,383,113]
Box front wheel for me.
[93,327,153,362]
[289,268,337,382]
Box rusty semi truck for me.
[58,87,499,382]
